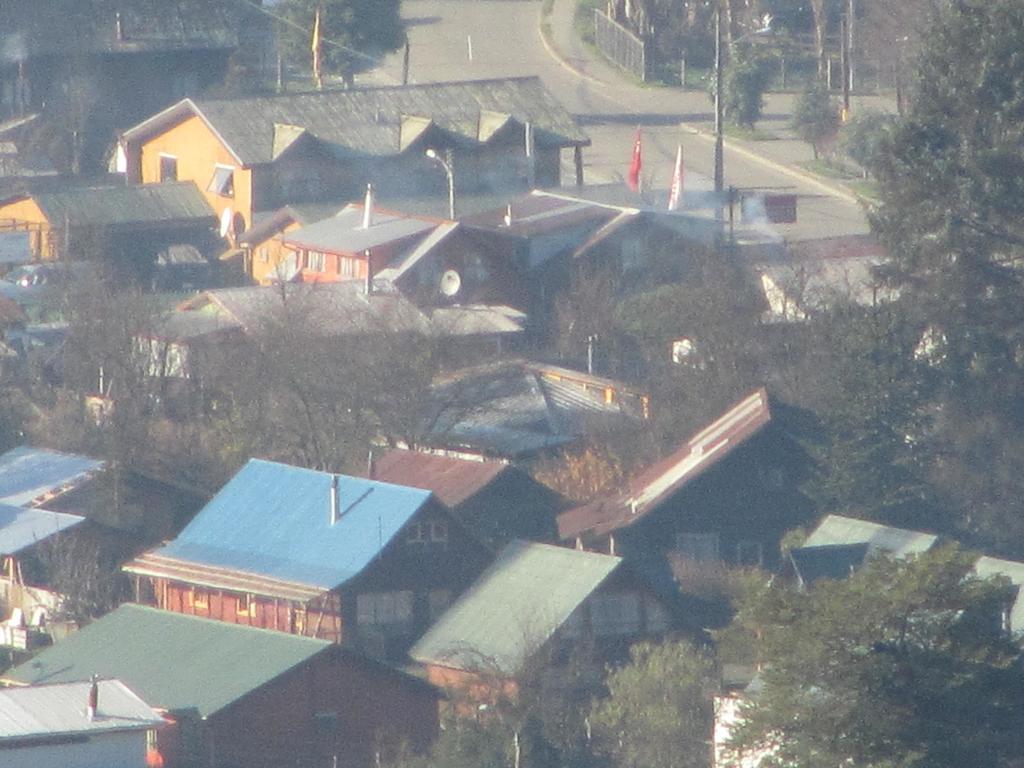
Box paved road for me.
[364,0,888,240]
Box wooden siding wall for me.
[0,199,52,259]
[154,580,343,643]
[136,114,254,231]
[210,648,439,768]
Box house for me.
[419,359,650,459]
[122,459,491,659]
[0,679,166,768]
[366,448,567,546]
[237,202,344,285]
[119,77,590,234]
[410,540,672,706]
[0,503,85,638]
[975,556,1024,635]
[2,604,441,768]
[788,513,940,587]
[0,182,218,282]
[557,389,814,593]
[0,0,248,173]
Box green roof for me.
[410,540,621,676]
[29,182,215,228]
[2,604,331,717]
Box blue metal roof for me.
[0,503,85,555]
[155,459,433,589]
[0,446,104,507]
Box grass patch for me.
[848,179,880,202]
[574,0,604,45]
[724,124,778,141]
[797,158,862,180]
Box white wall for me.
[2,729,149,768]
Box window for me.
[306,250,325,272]
[644,595,669,632]
[589,592,642,637]
[428,589,451,620]
[676,532,720,563]
[207,164,234,197]
[736,540,764,568]
[237,593,255,616]
[314,711,338,735]
[192,588,208,610]
[259,247,269,264]
[406,519,448,545]
[406,522,427,545]
[356,591,413,627]
[339,256,359,278]
[159,154,178,182]
[430,519,449,543]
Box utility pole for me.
[713,3,724,198]
[840,14,850,120]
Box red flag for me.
[667,144,684,211]
[627,129,642,192]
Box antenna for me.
[439,269,462,298]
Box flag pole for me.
[312,6,324,90]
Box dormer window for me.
[208,164,235,197]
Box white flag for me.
[667,145,684,211]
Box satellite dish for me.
[219,207,234,239]
[440,269,462,297]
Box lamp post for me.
[425,148,455,220]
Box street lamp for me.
[425,148,455,220]
[713,10,773,198]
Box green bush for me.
[839,109,898,175]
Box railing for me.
[593,10,649,81]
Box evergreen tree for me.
[724,546,1024,768]
[791,81,838,159]
[871,0,1024,553]
[277,0,405,81]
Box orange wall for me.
[138,114,255,231]
[0,198,52,258]
[251,220,303,285]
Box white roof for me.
[0,446,104,507]
[0,680,164,740]
[804,514,938,559]
[0,504,85,555]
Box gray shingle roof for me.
[128,78,589,166]
[29,182,215,228]
[1,0,240,57]
[410,540,621,675]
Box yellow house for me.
[0,182,216,263]
[119,78,591,268]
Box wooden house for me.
[410,540,674,708]
[0,182,217,282]
[366,448,568,547]
[123,459,492,660]
[3,604,440,768]
[557,389,814,593]
[0,0,250,173]
[0,679,166,768]
[119,78,590,235]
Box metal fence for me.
[593,10,649,81]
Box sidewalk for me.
[539,0,881,205]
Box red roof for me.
[369,449,510,508]
[557,388,772,540]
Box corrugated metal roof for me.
[2,604,331,717]
[558,389,770,539]
[148,459,434,589]
[125,78,588,166]
[410,540,620,675]
[462,192,619,238]
[0,679,163,740]
[802,514,938,558]
[974,555,1024,633]
[430,305,528,336]
[0,446,104,507]
[28,182,215,228]
[422,360,646,458]
[181,282,431,337]
[369,450,509,509]
[378,221,460,284]
[0,503,85,555]
[283,205,438,254]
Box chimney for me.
[366,448,375,479]
[115,12,124,42]
[363,249,373,295]
[362,184,374,229]
[330,475,340,525]
[87,675,99,721]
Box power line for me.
[231,0,381,66]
